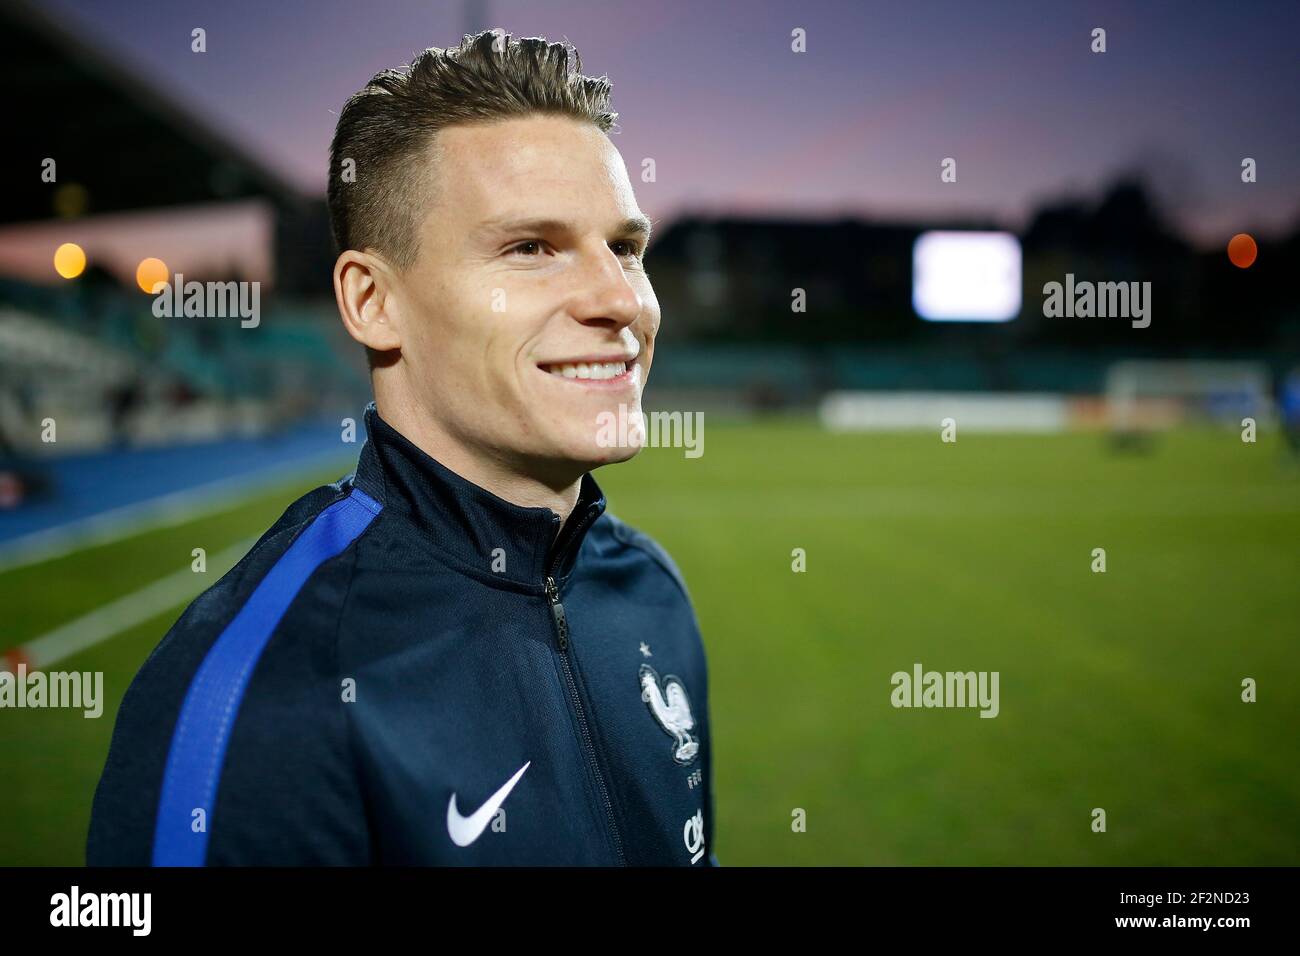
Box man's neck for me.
[374,395,583,524]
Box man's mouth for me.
[539,359,632,382]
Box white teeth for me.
[545,361,628,381]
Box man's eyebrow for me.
[616,215,654,246]
[476,215,654,246]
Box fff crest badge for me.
[639,664,699,765]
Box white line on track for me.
[0,450,350,574]
[2,537,257,671]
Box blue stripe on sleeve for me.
[151,488,381,866]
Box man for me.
[87,30,716,866]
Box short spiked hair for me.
[327,30,619,270]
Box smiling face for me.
[387,114,660,485]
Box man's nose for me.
[568,243,644,331]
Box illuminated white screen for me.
[912,231,1022,322]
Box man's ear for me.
[334,250,404,354]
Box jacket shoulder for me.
[86,479,380,866]
[136,479,368,674]
[592,511,693,604]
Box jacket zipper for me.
[545,507,627,865]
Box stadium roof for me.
[2,0,309,226]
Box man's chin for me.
[561,436,643,470]
[517,397,649,477]
[587,441,643,468]
[532,426,644,476]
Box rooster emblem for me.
[639,664,699,765]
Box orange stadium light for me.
[136,257,170,293]
[1228,233,1257,269]
[52,242,85,279]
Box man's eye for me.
[507,240,546,257]
[611,240,644,260]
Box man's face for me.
[392,114,660,479]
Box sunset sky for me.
[5,0,1298,285]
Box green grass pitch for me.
[2,421,1297,865]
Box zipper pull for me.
[545,575,569,651]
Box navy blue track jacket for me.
[87,404,716,866]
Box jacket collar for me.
[353,403,606,589]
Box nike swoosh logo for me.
[446,761,531,847]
